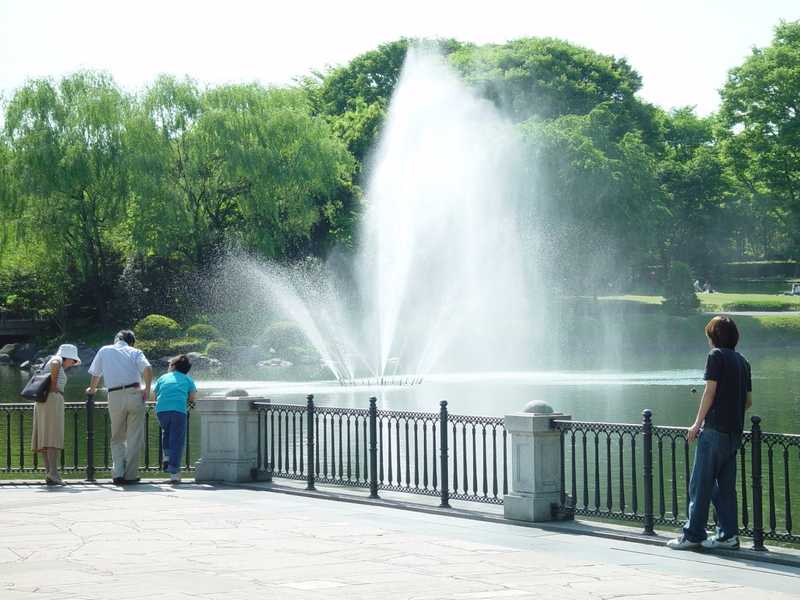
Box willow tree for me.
[127,77,356,264]
[3,71,130,318]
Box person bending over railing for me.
[152,354,197,483]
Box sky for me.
[1,0,798,116]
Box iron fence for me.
[554,412,800,549]
[0,395,196,479]
[8,391,799,551]
[253,396,509,506]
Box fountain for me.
[228,47,537,385]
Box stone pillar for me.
[504,400,570,522]
[193,393,272,483]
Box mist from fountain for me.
[236,47,537,384]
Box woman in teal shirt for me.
[153,354,197,483]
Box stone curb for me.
[227,480,800,569]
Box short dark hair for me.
[705,316,739,349]
[169,354,192,374]
[115,330,136,346]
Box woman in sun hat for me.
[31,344,81,486]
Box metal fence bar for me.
[86,394,95,481]
[440,401,450,507]
[0,400,195,478]
[306,395,315,490]
[751,416,765,550]
[642,409,654,535]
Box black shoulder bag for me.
[20,357,54,402]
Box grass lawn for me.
[599,294,664,305]
[699,292,800,312]
[600,293,800,312]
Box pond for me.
[2,346,798,434]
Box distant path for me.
[704,311,800,317]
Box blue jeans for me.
[683,428,741,542]
[157,411,187,474]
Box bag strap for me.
[37,355,55,375]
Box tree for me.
[448,37,658,142]
[657,108,734,271]
[127,78,356,263]
[308,38,464,165]
[3,72,130,318]
[518,103,667,294]
[662,261,700,315]
[720,20,800,255]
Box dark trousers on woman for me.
[157,410,187,474]
[683,428,741,542]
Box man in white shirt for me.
[86,330,153,484]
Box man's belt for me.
[108,382,141,393]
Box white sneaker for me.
[666,536,700,550]
[169,473,181,484]
[701,535,740,550]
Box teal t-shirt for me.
[154,372,196,414]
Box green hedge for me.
[137,338,205,358]
[186,323,222,341]
[721,261,800,279]
[205,340,232,358]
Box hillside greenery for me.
[1,22,799,331]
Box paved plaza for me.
[1,482,798,599]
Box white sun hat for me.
[55,344,81,365]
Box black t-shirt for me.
[703,347,752,433]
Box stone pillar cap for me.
[523,400,554,415]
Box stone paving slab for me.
[0,482,798,599]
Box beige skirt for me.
[31,391,65,452]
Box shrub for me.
[205,339,232,358]
[662,262,700,316]
[262,321,307,351]
[134,314,182,340]
[186,323,222,341]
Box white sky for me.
[1,0,798,115]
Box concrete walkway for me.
[1,483,798,599]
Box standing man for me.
[86,330,152,485]
[667,316,752,550]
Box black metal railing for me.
[555,411,800,549]
[253,396,509,505]
[0,395,196,480]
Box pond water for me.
[2,346,798,434]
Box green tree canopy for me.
[449,38,653,130]
[657,108,734,271]
[127,78,356,262]
[2,71,130,317]
[720,20,800,252]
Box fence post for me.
[642,409,654,535]
[306,394,315,491]
[751,415,765,551]
[85,393,95,482]
[369,397,379,499]
[439,400,450,508]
